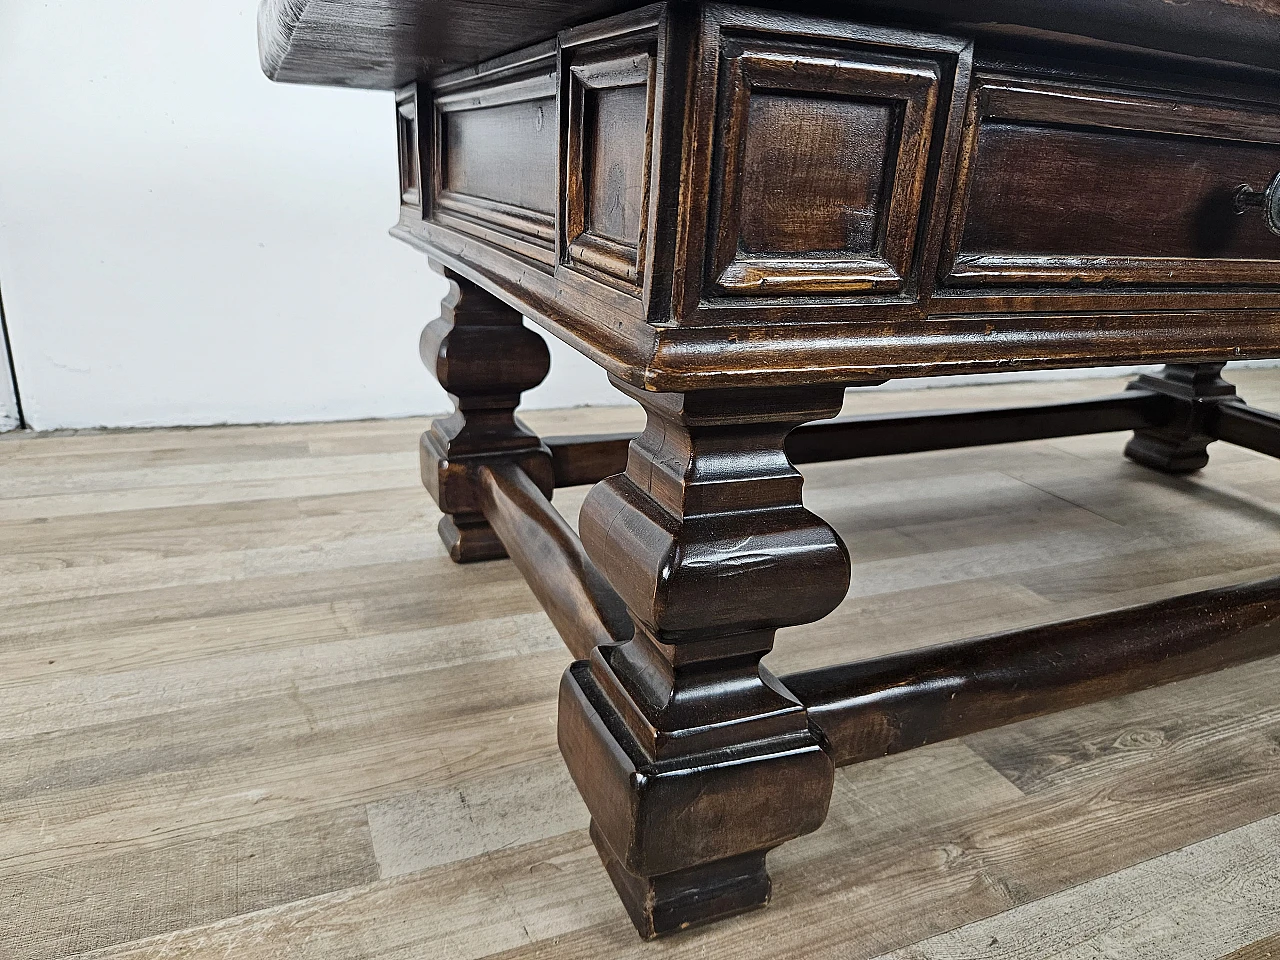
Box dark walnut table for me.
[260,0,1280,939]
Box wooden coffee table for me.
[260,0,1280,938]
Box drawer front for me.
[942,75,1280,289]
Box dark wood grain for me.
[559,382,850,937]
[542,390,1168,489]
[706,36,943,298]
[424,48,560,266]
[584,84,649,245]
[684,11,968,314]
[265,0,1280,941]
[544,431,635,487]
[786,573,1280,766]
[442,99,558,215]
[418,266,553,562]
[561,15,661,293]
[259,0,1280,89]
[959,124,1280,264]
[738,96,890,255]
[944,75,1280,289]
[475,460,632,656]
[786,391,1169,463]
[372,4,1280,389]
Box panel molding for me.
[396,88,422,210]
[429,47,559,266]
[669,6,972,325]
[706,41,941,298]
[560,19,661,295]
[941,74,1280,290]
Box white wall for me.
[0,0,622,431]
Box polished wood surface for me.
[373,2,1280,391]
[418,267,553,562]
[475,459,632,658]
[543,390,1168,488]
[259,0,1280,88]
[257,0,1280,941]
[788,572,1280,765]
[563,382,850,935]
[944,74,1280,288]
[424,354,1280,934]
[12,372,1280,957]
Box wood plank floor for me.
[5,371,1280,959]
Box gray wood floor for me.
[5,371,1280,959]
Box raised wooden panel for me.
[737,95,892,256]
[430,48,559,265]
[586,83,650,245]
[943,76,1280,289]
[390,6,1280,392]
[562,43,656,294]
[442,101,556,213]
[705,40,942,299]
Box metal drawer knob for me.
[1234,172,1280,236]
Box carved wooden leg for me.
[420,265,553,562]
[1124,363,1236,474]
[558,381,850,938]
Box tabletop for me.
[259,0,1280,89]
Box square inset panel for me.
[563,50,656,293]
[707,40,941,298]
[738,94,893,256]
[585,83,650,246]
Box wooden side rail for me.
[785,390,1167,464]
[1213,401,1280,459]
[544,390,1170,488]
[784,574,1280,767]
[475,461,632,658]
[545,432,634,488]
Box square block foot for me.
[438,514,507,563]
[1124,434,1211,474]
[590,820,770,939]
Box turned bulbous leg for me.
[557,380,850,937]
[419,264,553,562]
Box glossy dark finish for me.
[448,368,1280,936]
[786,573,1280,766]
[1124,363,1237,474]
[545,431,634,487]
[265,0,1280,941]
[260,0,1280,89]
[560,383,849,937]
[944,77,1280,289]
[703,31,946,299]
[379,3,1280,393]
[1213,399,1280,459]
[543,391,1169,490]
[476,461,632,658]
[788,392,1166,463]
[418,268,553,561]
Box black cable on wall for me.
[0,278,27,430]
